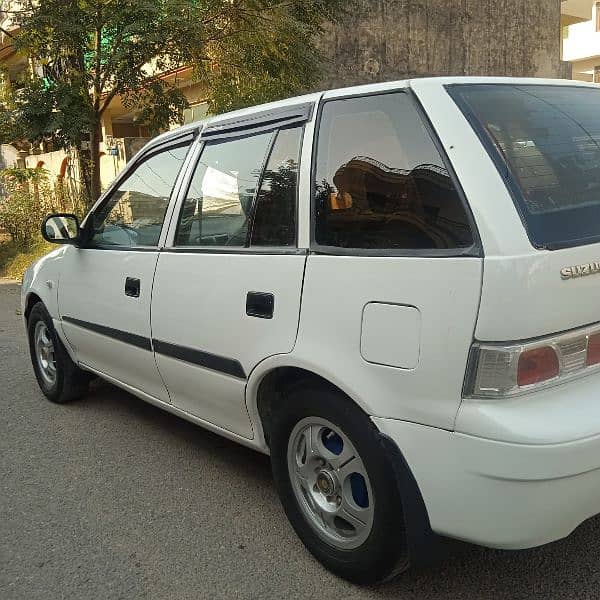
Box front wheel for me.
[270,385,410,584]
[27,302,90,403]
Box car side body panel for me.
[288,255,482,429]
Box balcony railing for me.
[563,18,600,61]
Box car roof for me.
[154,76,599,144]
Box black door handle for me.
[246,291,274,319]
[125,277,140,298]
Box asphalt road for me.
[1,279,599,600]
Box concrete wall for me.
[319,0,571,88]
[20,137,150,195]
[0,144,19,170]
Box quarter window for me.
[91,143,191,247]
[176,133,273,247]
[250,126,302,247]
[313,93,474,250]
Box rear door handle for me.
[125,277,140,298]
[246,291,274,319]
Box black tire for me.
[270,384,409,584]
[27,302,90,404]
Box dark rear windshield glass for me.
[449,84,600,249]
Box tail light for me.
[517,347,559,386]
[464,324,600,399]
[587,332,600,366]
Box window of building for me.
[313,92,474,250]
[250,127,302,247]
[91,142,191,247]
[596,2,600,32]
[183,103,209,125]
[175,132,273,247]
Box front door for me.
[59,137,193,401]
[151,124,307,437]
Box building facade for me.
[561,0,600,82]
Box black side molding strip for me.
[61,317,247,379]
[62,316,152,351]
[153,339,246,380]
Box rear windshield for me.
[449,84,600,249]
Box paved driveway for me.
[1,279,599,599]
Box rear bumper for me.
[373,417,600,549]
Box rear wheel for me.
[270,385,409,584]
[27,302,90,403]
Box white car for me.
[23,77,600,584]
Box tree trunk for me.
[78,147,92,205]
[89,118,102,205]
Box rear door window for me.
[449,84,600,249]
[175,133,273,247]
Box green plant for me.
[1,165,90,246]
[0,168,56,244]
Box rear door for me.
[58,134,194,401]
[151,109,309,437]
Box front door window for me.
[91,143,191,247]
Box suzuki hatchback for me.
[23,77,600,584]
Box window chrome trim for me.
[160,247,307,256]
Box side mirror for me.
[41,213,81,245]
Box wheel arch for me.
[24,291,43,321]
[23,283,77,363]
[247,357,372,452]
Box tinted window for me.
[450,84,600,249]
[314,92,473,250]
[176,133,272,246]
[251,127,302,246]
[91,143,190,247]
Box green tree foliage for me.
[8,0,344,204]
[0,68,26,148]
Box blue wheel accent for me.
[321,428,343,455]
[350,472,369,508]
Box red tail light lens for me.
[466,326,600,399]
[517,346,559,387]
[587,333,600,366]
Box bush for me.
[0,167,87,245]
